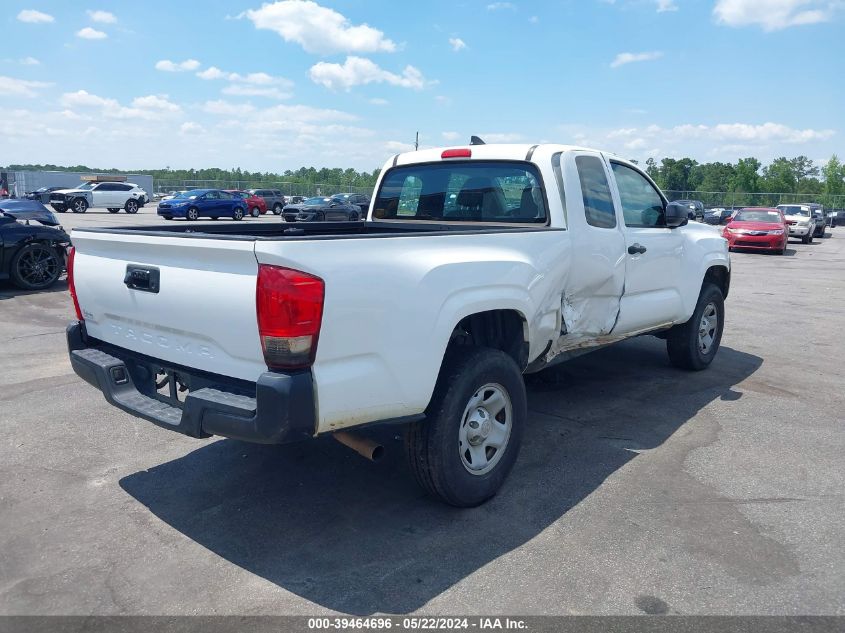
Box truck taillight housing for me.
[256,264,325,370]
[67,246,84,321]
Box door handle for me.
[628,243,647,255]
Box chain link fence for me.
[665,191,845,210]
[152,179,373,198]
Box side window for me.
[117,184,132,191]
[205,191,219,200]
[219,191,233,199]
[93,183,110,191]
[611,162,666,228]
[575,155,616,228]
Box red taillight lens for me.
[256,264,324,370]
[67,246,83,321]
[441,148,472,159]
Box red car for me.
[225,190,267,217]
[722,207,788,255]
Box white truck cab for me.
[66,143,730,506]
[776,204,818,243]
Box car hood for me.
[726,221,784,230]
[0,200,61,226]
[284,204,325,212]
[51,188,87,195]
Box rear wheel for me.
[107,208,119,213]
[667,283,724,371]
[125,199,139,214]
[232,208,244,221]
[186,207,199,221]
[10,243,62,290]
[405,347,526,507]
[272,203,283,215]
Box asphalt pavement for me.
[1,214,843,615]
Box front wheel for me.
[71,198,88,213]
[251,207,260,218]
[667,283,724,371]
[186,207,199,221]
[405,347,526,507]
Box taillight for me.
[67,246,83,321]
[256,264,324,370]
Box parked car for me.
[776,204,817,243]
[331,192,370,215]
[25,186,65,204]
[50,182,148,214]
[225,190,267,217]
[65,142,730,506]
[703,207,732,225]
[282,196,364,222]
[157,189,248,221]
[246,188,286,215]
[672,199,705,222]
[722,208,787,255]
[0,200,70,290]
[827,209,845,227]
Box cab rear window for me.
[372,161,547,223]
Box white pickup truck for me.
[66,143,730,506]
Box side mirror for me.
[665,202,689,228]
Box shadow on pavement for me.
[0,278,68,300]
[120,337,762,615]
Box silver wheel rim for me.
[73,200,86,212]
[127,201,137,212]
[458,383,512,476]
[698,302,718,355]
[252,208,259,217]
[188,209,197,220]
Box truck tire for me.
[405,347,526,507]
[667,283,724,371]
[125,199,139,214]
[71,198,88,213]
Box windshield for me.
[374,160,547,223]
[778,205,810,217]
[77,182,96,190]
[304,197,330,205]
[735,211,782,223]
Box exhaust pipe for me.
[334,431,384,462]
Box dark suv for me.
[672,199,705,222]
[247,188,286,215]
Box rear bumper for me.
[67,321,316,444]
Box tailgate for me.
[71,230,266,382]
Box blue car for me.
[157,189,247,221]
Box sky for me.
[2,0,843,172]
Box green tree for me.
[762,157,797,194]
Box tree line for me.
[643,155,845,207]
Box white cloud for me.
[309,56,428,91]
[179,122,205,135]
[0,76,52,98]
[155,59,201,72]
[449,37,467,52]
[655,0,678,12]
[202,100,256,116]
[87,9,117,23]
[243,0,397,55]
[221,84,292,99]
[76,27,107,39]
[20,57,40,66]
[610,51,663,68]
[442,131,460,141]
[131,95,181,113]
[60,90,181,120]
[480,132,524,143]
[197,66,226,80]
[713,0,837,30]
[17,9,54,23]
[607,121,835,145]
[487,2,516,10]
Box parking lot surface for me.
[1,213,843,615]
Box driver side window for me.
[611,162,666,228]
